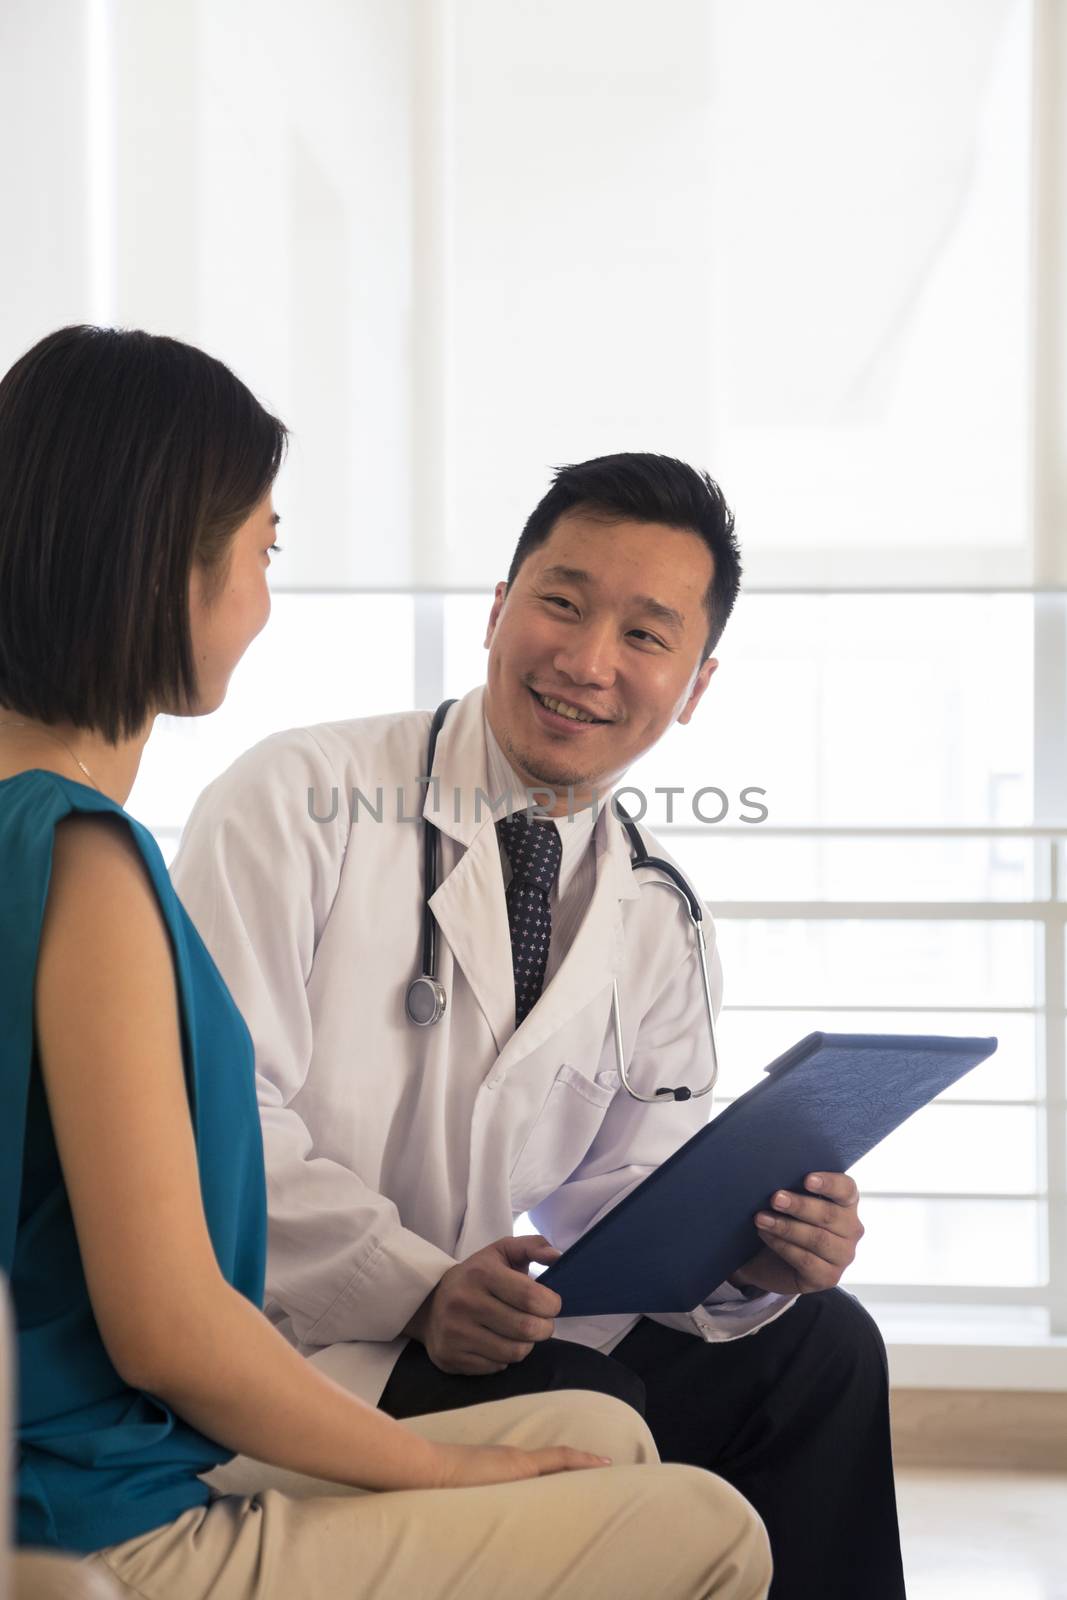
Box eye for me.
[268,543,283,554]
[629,628,667,648]
[543,594,577,612]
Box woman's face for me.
[186,493,279,714]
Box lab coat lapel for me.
[423,688,515,1053]
[506,803,643,1061]
[428,824,515,1052]
[421,687,646,1062]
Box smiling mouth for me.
[529,687,610,725]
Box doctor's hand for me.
[405,1235,562,1376]
[728,1172,865,1298]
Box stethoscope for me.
[404,699,720,1104]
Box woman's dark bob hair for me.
[0,324,287,741]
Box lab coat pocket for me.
[510,1062,616,1214]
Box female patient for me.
[0,326,769,1600]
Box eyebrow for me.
[271,513,282,526]
[537,564,686,634]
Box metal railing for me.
[660,824,1067,1338]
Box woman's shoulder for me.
[49,803,158,902]
[0,767,124,833]
[1,768,164,870]
[0,770,177,949]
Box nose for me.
[553,619,618,690]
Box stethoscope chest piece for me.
[406,702,719,1104]
[405,974,448,1027]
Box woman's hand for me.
[432,1443,612,1488]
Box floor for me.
[896,1468,1067,1599]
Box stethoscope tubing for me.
[404,700,720,1102]
[404,698,457,1027]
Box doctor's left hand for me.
[728,1172,865,1297]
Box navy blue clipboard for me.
[539,1032,998,1317]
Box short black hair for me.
[506,452,741,658]
[0,324,287,741]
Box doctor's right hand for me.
[405,1235,562,1375]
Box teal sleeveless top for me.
[0,770,267,1553]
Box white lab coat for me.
[172,685,789,1404]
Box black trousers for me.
[380,1289,906,1600]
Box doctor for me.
[173,453,905,1600]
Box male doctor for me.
[173,454,905,1600]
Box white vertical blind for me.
[705,0,1032,585]
[441,0,1037,588]
[1032,0,1067,585]
[2,2,1045,592]
[0,0,420,590]
[110,0,419,590]
[443,0,719,584]
[0,1,94,351]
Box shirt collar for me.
[483,714,599,898]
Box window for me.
[441,589,1066,1347]
[127,596,415,861]
[6,0,1064,1381]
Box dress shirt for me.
[483,718,599,991]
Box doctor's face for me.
[483,511,718,812]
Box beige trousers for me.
[85,1391,770,1600]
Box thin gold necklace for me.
[0,720,102,792]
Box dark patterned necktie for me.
[497,812,563,1027]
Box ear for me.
[677,656,718,726]
[484,581,508,649]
